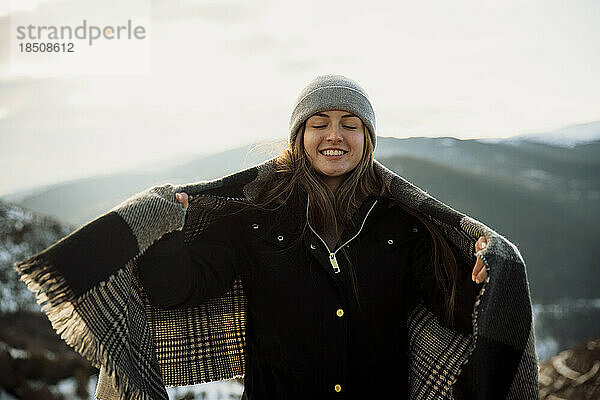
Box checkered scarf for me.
[14,158,539,400]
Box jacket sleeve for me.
[137,212,251,309]
[408,227,479,335]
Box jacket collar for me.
[249,185,392,245]
[283,186,392,246]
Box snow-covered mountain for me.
[508,120,600,148]
[0,200,74,314]
[0,199,97,399]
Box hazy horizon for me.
[3,127,599,198]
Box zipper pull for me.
[329,253,340,273]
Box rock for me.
[539,338,600,399]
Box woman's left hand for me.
[472,236,488,284]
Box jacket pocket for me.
[246,220,293,249]
[243,214,312,279]
[244,205,305,249]
[371,219,423,252]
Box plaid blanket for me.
[14,158,539,400]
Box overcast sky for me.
[1,0,599,196]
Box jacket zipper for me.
[306,198,379,274]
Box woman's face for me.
[303,110,365,191]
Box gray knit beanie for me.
[289,74,376,148]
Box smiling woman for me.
[14,75,537,400]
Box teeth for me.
[321,149,345,156]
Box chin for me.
[318,170,344,178]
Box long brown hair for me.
[246,120,461,328]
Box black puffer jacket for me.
[138,189,478,399]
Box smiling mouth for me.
[319,149,348,156]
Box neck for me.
[322,175,345,192]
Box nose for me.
[326,124,343,142]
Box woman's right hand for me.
[175,192,189,210]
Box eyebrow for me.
[313,113,358,119]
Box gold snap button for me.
[334,384,342,392]
[336,309,344,317]
[412,227,419,233]
[252,223,259,229]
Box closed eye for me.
[311,124,357,129]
